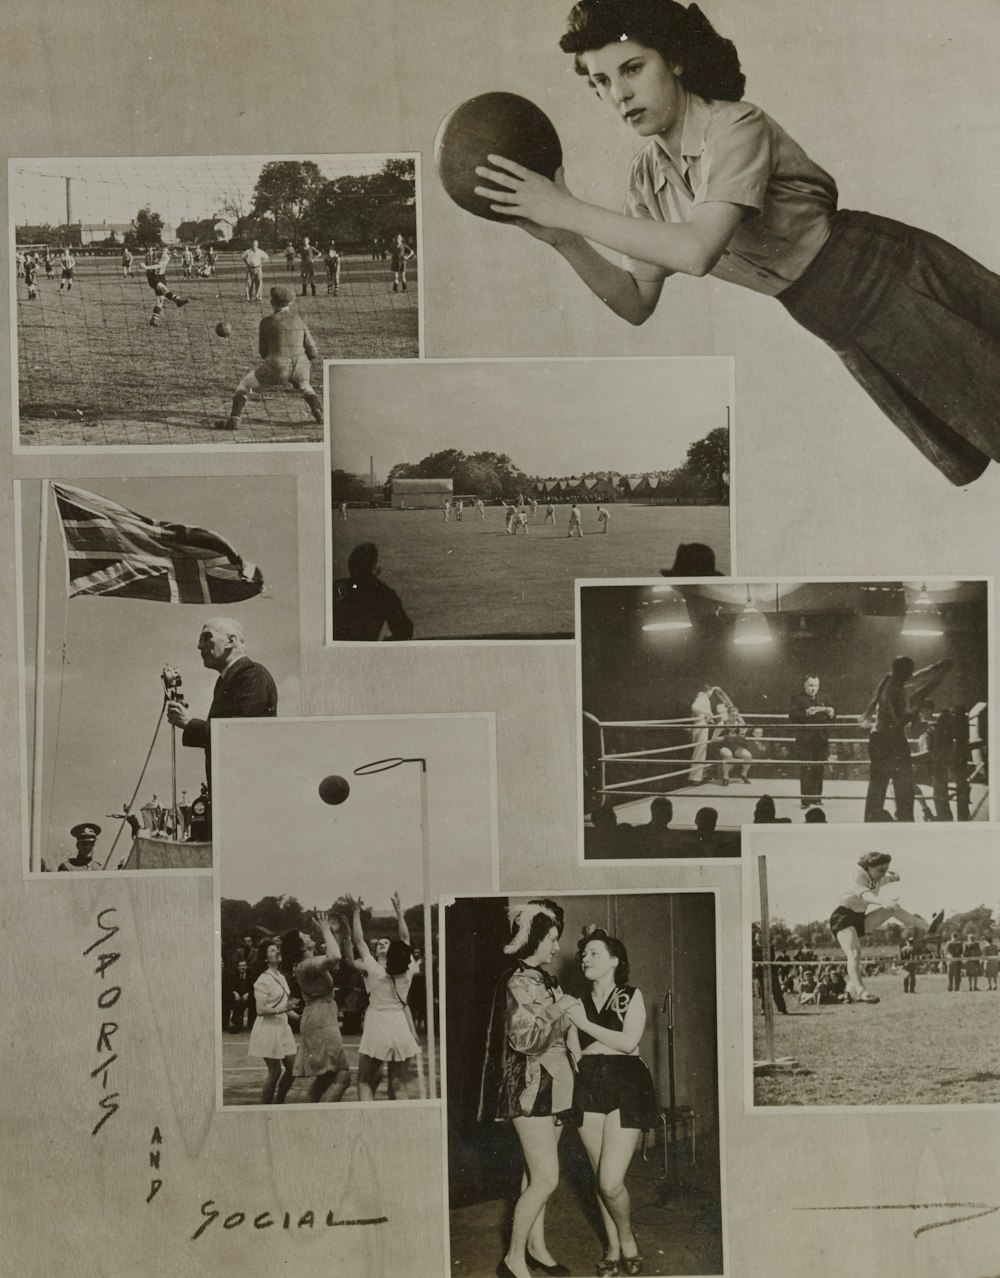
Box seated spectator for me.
[804,806,827,823]
[753,795,792,824]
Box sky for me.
[11,153,400,228]
[213,715,497,910]
[747,827,1000,931]
[328,358,730,480]
[19,475,300,868]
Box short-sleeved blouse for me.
[622,93,837,295]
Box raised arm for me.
[391,891,410,946]
[349,898,373,963]
[314,910,341,970]
[565,987,646,1054]
[336,914,358,971]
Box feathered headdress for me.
[504,900,559,954]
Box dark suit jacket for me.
[182,657,277,785]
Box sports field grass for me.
[221,1025,438,1105]
[15,254,418,446]
[330,503,731,639]
[753,972,1000,1106]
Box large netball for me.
[318,774,350,805]
[434,92,562,222]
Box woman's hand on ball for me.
[474,158,575,232]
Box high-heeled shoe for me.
[595,1258,621,1277]
[621,1249,644,1276]
[496,1260,518,1278]
[526,1254,570,1277]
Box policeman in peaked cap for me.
[58,823,102,871]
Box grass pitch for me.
[15,254,419,446]
[331,503,730,639]
[753,971,1000,1106]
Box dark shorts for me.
[146,270,166,293]
[573,1055,659,1131]
[779,209,1000,486]
[61,267,73,279]
[830,905,867,938]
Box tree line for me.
[331,426,729,505]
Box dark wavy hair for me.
[281,928,306,969]
[507,897,566,959]
[560,0,745,102]
[577,926,630,986]
[386,938,413,977]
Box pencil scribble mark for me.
[798,1202,1000,1239]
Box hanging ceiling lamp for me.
[902,584,944,637]
[734,585,772,646]
[640,585,692,631]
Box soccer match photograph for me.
[326,357,732,642]
[578,578,991,859]
[10,153,420,447]
[211,713,497,1108]
[16,475,302,875]
[745,824,1000,1108]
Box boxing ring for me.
[582,706,989,829]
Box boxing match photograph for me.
[578,578,991,858]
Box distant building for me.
[391,477,453,509]
[78,221,134,245]
[175,216,234,244]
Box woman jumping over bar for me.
[830,852,940,1004]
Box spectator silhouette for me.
[333,542,414,641]
[660,543,722,577]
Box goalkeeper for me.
[220,284,323,430]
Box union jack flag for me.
[52,483,263,604]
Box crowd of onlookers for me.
[588,797,740,857]
[751,931,999,1011]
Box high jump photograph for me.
[10,153,420,447]
[16,475,302,874]
[745,825,1000,1108]
[326,357,731,641]
[212,713,497,1108]
[578,578,991,858]
[443,890,722,1278]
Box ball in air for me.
[318,774,350,805]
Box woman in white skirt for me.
[349,893,420,1100]
[247,939,298,1104]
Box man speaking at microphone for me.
[166,617,277,790]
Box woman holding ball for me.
[472,0,1000,485]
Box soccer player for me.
[15,251,24,279]
[23,254,38,300]
[568,503,583,537]
[300,238,319,296]
[389,233,414,292]
[596,504,610,533]
[58,247,76,292]
[121,246,133,278]
[241,240,269,302]
[205,244,217,277]
[285,242,296,273]
[181,245,195,279]
[146,246,189,326]
[220,284,322,430]
[43,248,54,280]
[325,242,341,295]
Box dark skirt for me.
[830,905,868,938]
[573,1055,659,1131]
[778,210,1000,486]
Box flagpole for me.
[30,480,49,873]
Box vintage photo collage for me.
[4,3,1000,1277]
